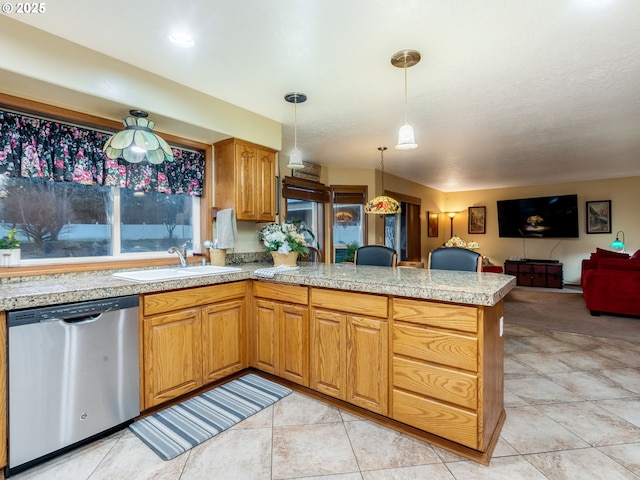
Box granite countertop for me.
[0,263,516,311]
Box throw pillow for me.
[590,247,630,262]
[631,249,640,260]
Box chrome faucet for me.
[168,241,190,267]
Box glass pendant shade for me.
[365,195,402,214]
[396,123,417,150]
[287,148,304,169]
[284,92,307,170]
[103,111,173,164]
[366,146,402,215]
[610,231,625,250]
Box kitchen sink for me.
[112,265,242,282]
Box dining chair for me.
[354,245,398,267]
[428,247,482,272]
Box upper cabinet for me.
[214,138,276,222]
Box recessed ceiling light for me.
[168,32,195,48]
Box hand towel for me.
[216,208,238,249]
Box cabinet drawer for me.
[393,298,477,333]
[393,324,478,372]
[311,288,388,318]
[392,389,478,449]
[143,281,247,316]
[253,281,308,305]
[393,356,477,410]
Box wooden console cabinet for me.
[504,260,563,289]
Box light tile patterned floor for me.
[10,322,640,479]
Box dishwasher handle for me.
[60,313,102,324]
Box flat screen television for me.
[497,194,579,238]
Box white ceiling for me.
[12,0,640,191]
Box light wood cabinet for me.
[310,288,389,415]
[391,298,504,452]
[141,282,247,409]
[214,138,276,222]
[252,282,310,386]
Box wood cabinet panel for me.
[393,356,477,410]
[143,308,203,407]
[393,298,477,333]
[347,314,388,414]
[143,282,247,316]
[280,304,309,386]
[256,148,276,221]
[393,323,478,372]
[393,389,478,449]
[253,281,308,305]
[311,309,346,398]
[201,299,246,383]
[214,138,276,222]
[254,299,279,374]
[312,288,388,318]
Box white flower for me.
[258,221,312,255]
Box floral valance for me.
[0,110,204,196]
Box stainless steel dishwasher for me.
[7,295,140,475]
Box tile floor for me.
[10,320,640,479]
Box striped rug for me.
[129,374,292,460]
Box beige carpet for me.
[504,287,640,343]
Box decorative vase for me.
[271,251,298,267]
[0,248,20,267]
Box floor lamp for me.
[447,212,457,238]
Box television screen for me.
[497,194,579,238]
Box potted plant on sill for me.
[0,228,21,267]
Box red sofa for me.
[581,248,640,317]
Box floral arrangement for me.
[444,236,479,250]
[259,221,310,255]
[444,236,466,248]
[0,228,21,249]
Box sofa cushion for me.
[590,248,630,261]
[597,258,640,271]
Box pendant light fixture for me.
[284,92,307,169]
[391,49,421,150]
[610,230,626,251]
[103,110,173,164]
[365,147,402,215]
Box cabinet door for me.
[311,309,346,399]
[280,304,309,386]
[201,299,246,383]
[256,148,276,222]
[235,143,257,220]
[347,315,388,415]
[254,299,279,374]
[143,308,203,408]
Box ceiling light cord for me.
[403,64,409,126]
[380,146,387,194]
[293,97,298,150]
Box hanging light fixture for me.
[365,147,402,215]
[391,49,421,150]
[610,230,626,251]
[284,92,307,169]
[103,110,173,164]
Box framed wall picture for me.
[586,200,611,234]
[468,206,486,234]
[427,211,439,237]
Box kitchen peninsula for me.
[0,263,515,466]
